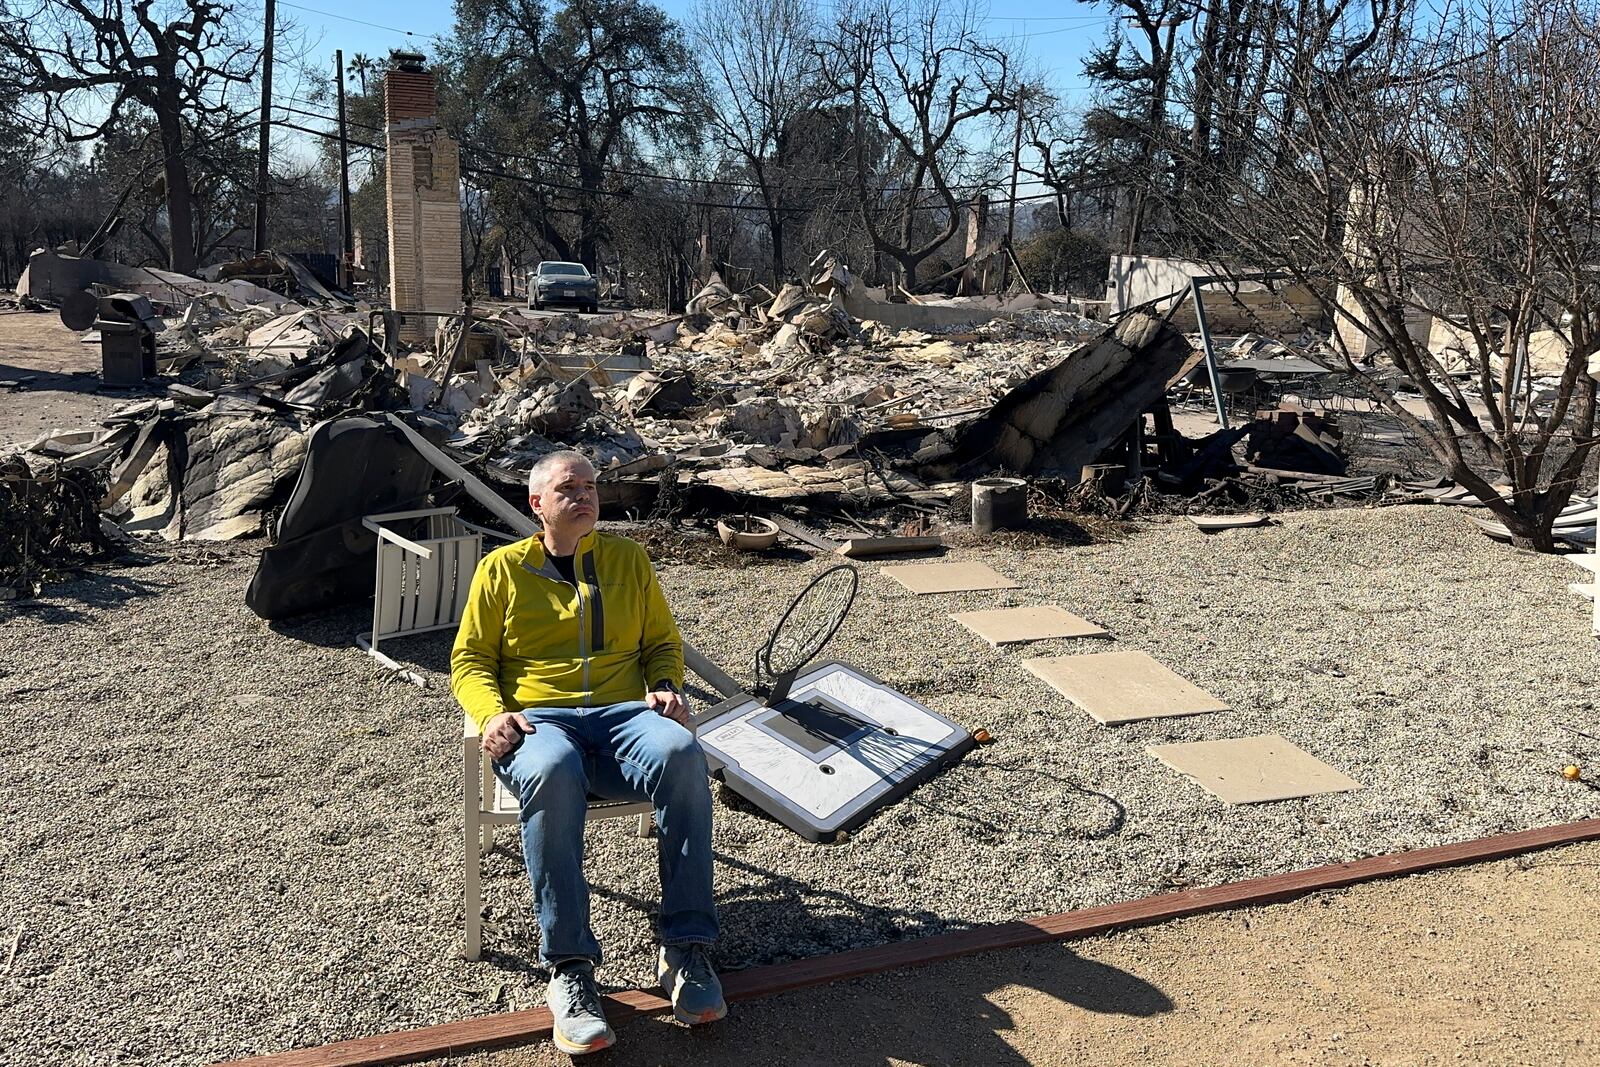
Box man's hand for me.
[483,711,534,761]
[646,687,689,727]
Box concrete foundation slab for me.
[1022,650,1227,724]
[1147,733,1363,804]
[950,605,1109,646]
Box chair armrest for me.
[364,505,464,534]
[375,525,435,559]
[364,506,460,525]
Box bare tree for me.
[815,0,1017,290]
[1045,0,1389,255]
[610,178,699,308]
[691,0,817,285]
[449,0,706,270]
[460,173,500,292]
[1079,0,1189,253]
[0,0,260,272]
[1025,89,1121,233]
[1174,0,1600,550]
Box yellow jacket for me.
[450,530,684,730]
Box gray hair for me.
[527,449,595,494]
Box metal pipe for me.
[999,89,1026,293]
[1190,279,1230,428]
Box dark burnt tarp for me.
[244,415,446,620]
[912,312,1193,478]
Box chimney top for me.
[384,55,438,122]
[389,50,426,73]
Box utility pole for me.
[253,0,276,253]
[697,204,712,283]
[335,48,354,287]
[999,87,1026,293]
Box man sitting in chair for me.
[451,450,723,1056]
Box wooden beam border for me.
[216,816,1600,1067]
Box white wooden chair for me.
[357,507,486,683]
[426,507,705,960]
[463,714,662,961]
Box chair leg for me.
[465,845,483,961]
[356,633,427,688]
[464,739,484,961]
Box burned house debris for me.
[0,458,121,600]
[9,230,1578,614]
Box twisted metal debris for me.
[0,459,121,599]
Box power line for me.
[277,0,1106,41]
[976,14,1108,23]
[272,1,1100,49]
[807,0,1106,25]
[277,0,444,40]
[989,22,1104,43]
[272,3,1106,168]
[273,117,1065,213]
[277,99,1053,199]
[283,91,794,176]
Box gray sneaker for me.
[546,960,615,1055]
[657,944,727,1025]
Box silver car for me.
[531,261,598,314]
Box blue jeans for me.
[492,700,719,966]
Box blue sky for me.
[268,0,1114,186]
[274,0,1111,106]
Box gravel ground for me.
[3,505,1599,1065]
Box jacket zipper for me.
[574,546,591,702]
[523,543,594,703]
[577,578,590,702]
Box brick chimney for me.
[384,55,463,342]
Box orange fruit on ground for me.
[1562,765,1582,781]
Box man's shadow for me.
[580,940,1171,1066]
[487,829,1172,1064]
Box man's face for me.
[529,460,599,535]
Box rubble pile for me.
[395,253,1115,509]
[3,237,1425,600]
[1244,408,1346,475]
[0,457,122,599]
[6,248,412,546]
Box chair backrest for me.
[367,508,483,643]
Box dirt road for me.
[0,309,124,448]
[428,842,1600,1067]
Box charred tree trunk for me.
[578,159,602,271]
[154,89,198,273]
[768,206,785,286]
